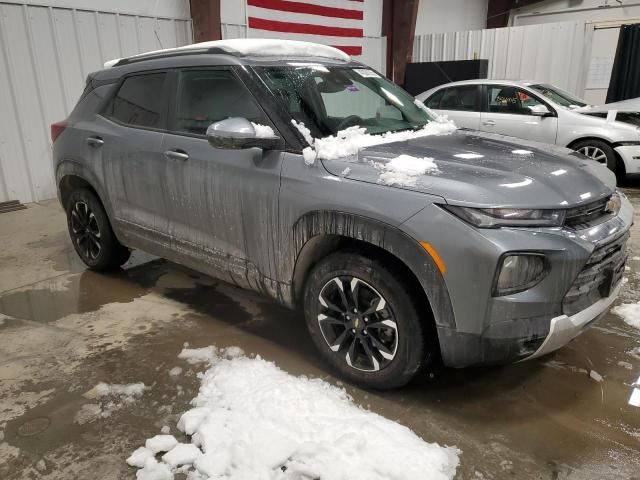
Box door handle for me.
[164,149,189,161]
[482,120,496,126]
[86,136,104,147]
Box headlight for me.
[493,254,548,296]
[443,205,565,228]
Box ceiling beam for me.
[487,0,546,28]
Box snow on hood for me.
[322,130,616,209]
[297,120,457,165]
[104,39,350,68]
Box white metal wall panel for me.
[0,2,193,203]
[413,21,588,98]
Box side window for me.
[487,86,545,115]
[108,73,167,128]
[438,86,479,112]
[174,70,267,135]
[425,89,444,109]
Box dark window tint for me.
[175,70,265,135]
[436,86,480,111]
[425,89,444,109]
[487,86,545,115]
[109,73,166,128]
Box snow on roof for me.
[104,38,351,68]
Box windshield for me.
[530,84,587,108]
[256,66,434,138]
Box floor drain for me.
[17,417,50,437]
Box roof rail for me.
[111,46,229,68]
[104,39,351,69]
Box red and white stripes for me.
[246,0,364,56]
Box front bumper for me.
[615,145,640,174]
[402,194,633,368]
[524,281,621,360]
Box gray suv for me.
[52,40,632,389]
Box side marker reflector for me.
[419,241,446,275]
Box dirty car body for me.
[52,40,633,388]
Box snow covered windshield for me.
[530,84,587,109]
[256,66,434,138]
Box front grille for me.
[564,196,611,229]
[562,231,628,316]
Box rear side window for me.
[174,70,266,135]
[425,89,444,109]
[107,73,167,128]
[434,86,480,112]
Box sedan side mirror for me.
[528,104,553,117]
[207,117,283,150]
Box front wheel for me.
[66,189,130,271]
[572,139,621,178]
[303,252,431,389]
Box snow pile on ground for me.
[128,346,460,480]
[612,302,640,330]
[251,123,275,138]
[376,154,440,187]
[291,118,456,165]
[178,346,218,364]
[75,382,147,424]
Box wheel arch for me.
[566,135,615,150]
[566,136,626,176]
[56,161,111,213]
[289,211,456,332]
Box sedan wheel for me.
[576,145,608,164]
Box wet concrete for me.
[0,195,639,479]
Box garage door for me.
[0,1,192,203]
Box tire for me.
[303,252,431,389]
[572,139,619,176]
[66,189,131,271]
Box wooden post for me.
[190,0,221,43]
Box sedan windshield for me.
[530,84,587,109]
[256,66,433,138]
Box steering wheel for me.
[336,115,363,131]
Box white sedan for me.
[416,80,640,180]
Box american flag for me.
[246,0,364,57]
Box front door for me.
[480,85,558,144]
[161,68,283,286]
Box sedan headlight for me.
[494,253,548,296]
[443,205,565,228]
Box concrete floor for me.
[1,192,639,480]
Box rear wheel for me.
[303,252,431,389]
[66,189,130,271]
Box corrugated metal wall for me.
[0,2,193,204]
[412,21,590,97]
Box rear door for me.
[480,85,558,144]
[424,85,481,130]
[161,67,283,284]
[98,71,171,242]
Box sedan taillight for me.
[50,121,67,143]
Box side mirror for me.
[528,104,552,117]
[206,117,282,150]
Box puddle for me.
[0,259,169,323]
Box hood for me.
[321,129,616,209]
[575,97,640,114]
